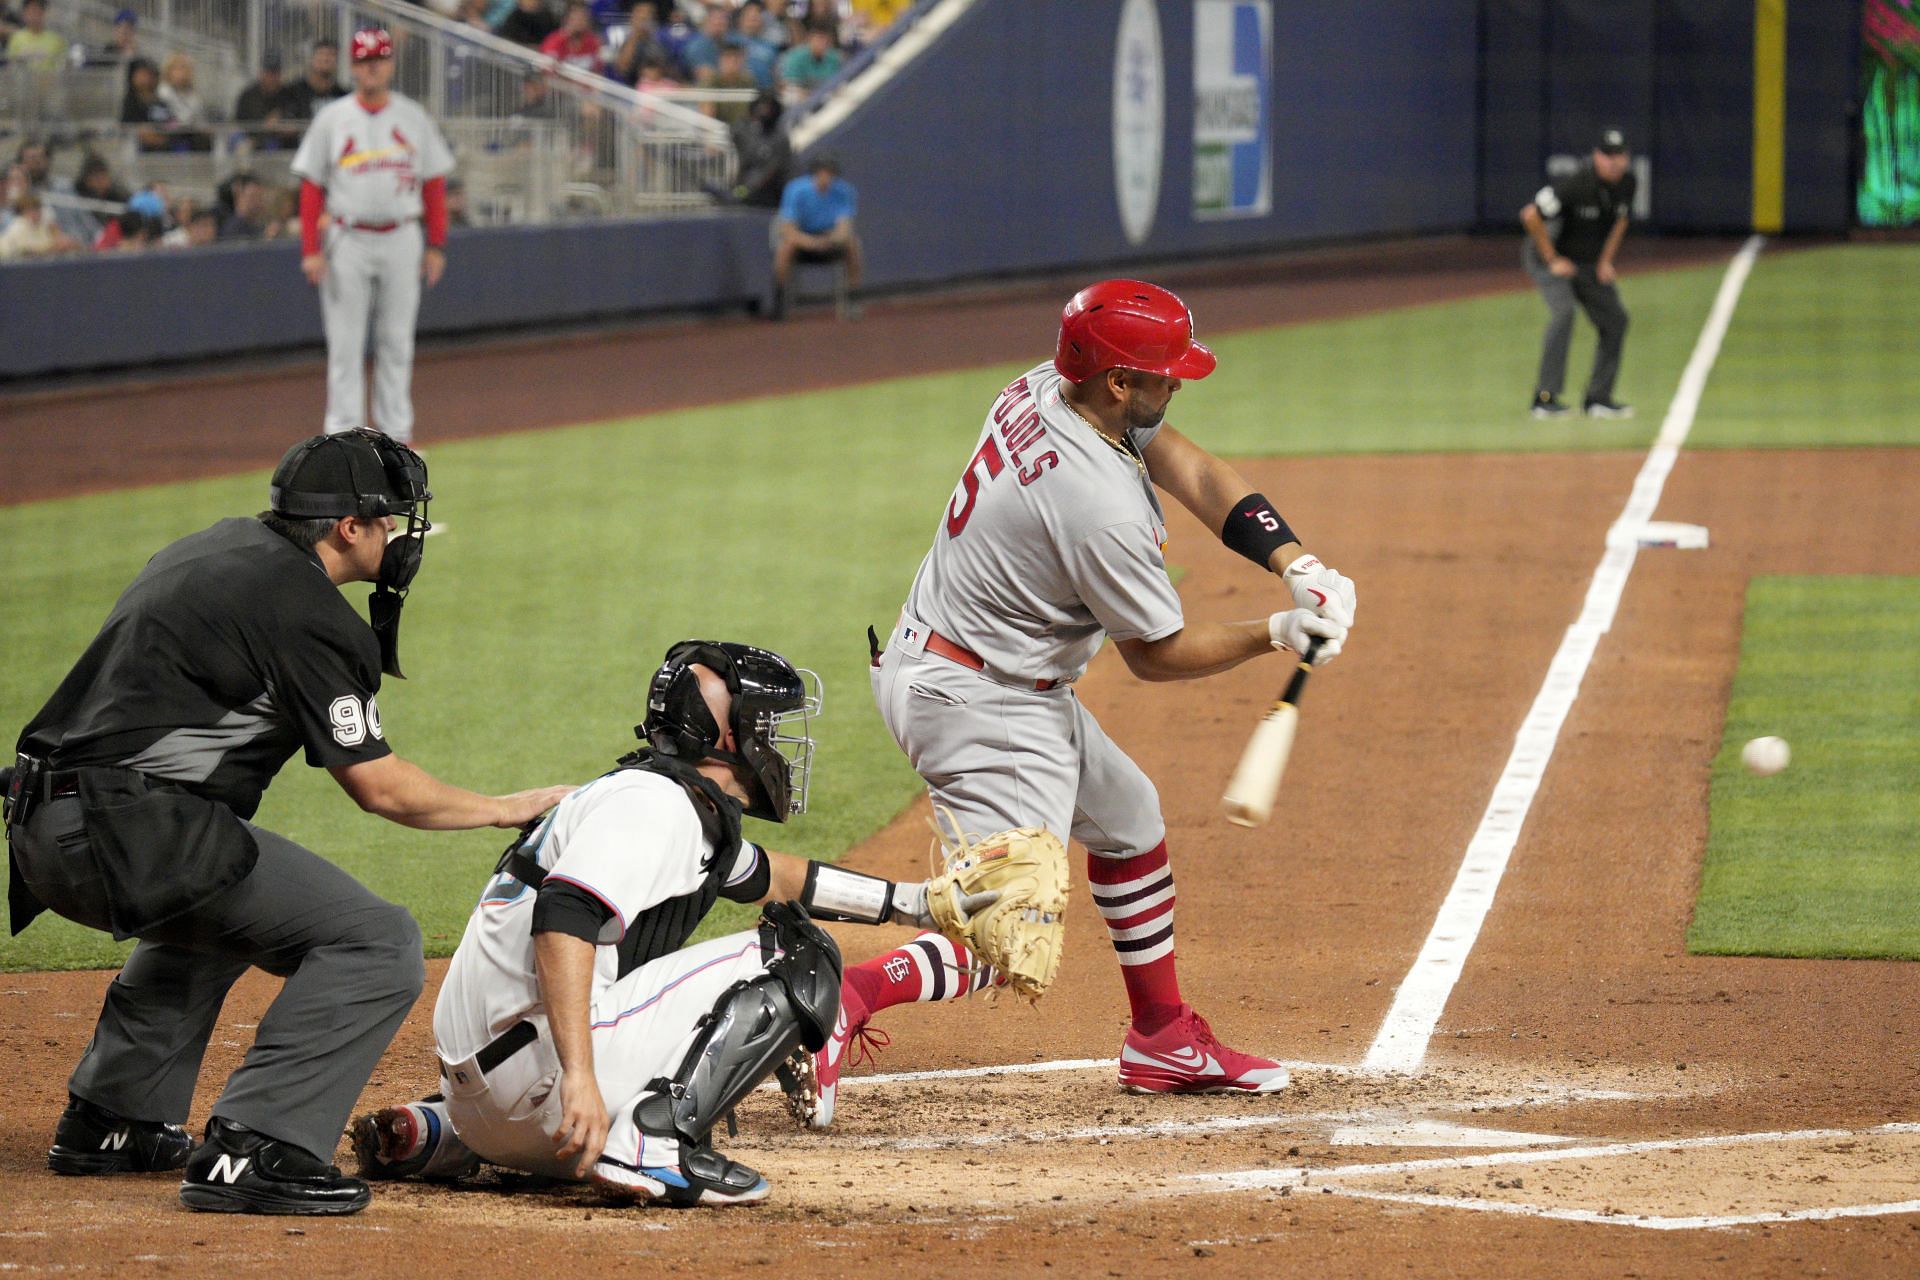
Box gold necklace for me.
[1064,398,1146,477]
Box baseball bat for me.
[1221,638,1324,828]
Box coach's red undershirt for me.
[299,175,448,256]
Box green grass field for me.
[4,242,1914,970]
[1688,577,1920,959]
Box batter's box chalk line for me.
[1185,1120,1920,1231]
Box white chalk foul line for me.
[1361,235,1767,1075]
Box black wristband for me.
[1221,492,1298,568]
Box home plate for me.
[1329,1120,1575,1148]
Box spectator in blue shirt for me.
[771,154,860,319]
[734,1,780,87]
[677,5,731,77]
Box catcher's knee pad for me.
[758,900,841,1052]
[638,969,815,1148]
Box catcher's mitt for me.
[924,812,1069,1001]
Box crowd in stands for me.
[0,136,472,260]
[0,0,898,260]
[438,0,891,116]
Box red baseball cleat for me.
[1117,1004,1290,1094]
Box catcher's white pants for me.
[320,221,422,443]
[438,930,770,1178]
[870,642,1166,858]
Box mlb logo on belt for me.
[900,626,918,643]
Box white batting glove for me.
[1269,608,1346,664]
[1283,554,1357,629]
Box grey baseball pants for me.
[12,796,424,1162]
[1525,246,1630,402]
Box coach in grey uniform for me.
[4,429,570,1215]
[1522,128,1638,420]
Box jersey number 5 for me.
[945,439,1004,537]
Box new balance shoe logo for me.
[100,1130,128,1151]
[207,1154,251,1184]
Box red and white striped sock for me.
[846,931,1002,1016]
[1088,841,1184,1035]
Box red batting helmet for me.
[350,26,393,62]
[1053,280,1217,384]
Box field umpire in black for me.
[1522,128,1638,420]
[3,429,572,1216]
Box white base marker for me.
[1361,235,1767,1074]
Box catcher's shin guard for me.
[637,903,842,1152]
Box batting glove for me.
[1283,554,1357,629]
[1269,608,1346,664]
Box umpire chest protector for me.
[494,751,745,978]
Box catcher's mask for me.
[640,640,822,822]
[268,429,432,678]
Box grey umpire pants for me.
[1525,245,1630,402]
[12,797,424,1161]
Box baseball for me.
[1740,736,1790,776]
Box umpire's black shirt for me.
[19,518,392,820]
[1531,164,1637,264]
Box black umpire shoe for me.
[1584,397,1636,419]
[179,1117,371,1215]
[48,1094,194,1176]
[1530,391,1574,419]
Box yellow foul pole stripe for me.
[1752,0,1787,233]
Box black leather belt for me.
[475,1019,538,1074]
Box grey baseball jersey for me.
[899,361,1184,684]
[875,360,1183,859]
[291,91,454,224]
[292,91,453,443]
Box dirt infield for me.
[4,432,1918,1274]
[3,236,1914,1274]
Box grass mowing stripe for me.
[1688,576,1920,960]
[1689,244,1920,450]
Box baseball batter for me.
[293,27,453,444]
[352,642,1001,1205]
[811,281,1357,1111]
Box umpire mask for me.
[269,429,433,678]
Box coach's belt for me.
[923,629,1071,692]
[344,220,405,233]
[474,1019,538,1075]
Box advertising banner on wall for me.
[1193,0,1271,219]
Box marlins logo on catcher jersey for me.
[292,93,453,225]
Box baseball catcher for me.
[353,640,1065,1206]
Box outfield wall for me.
[806,0,1482,289]
[0,213,773,379]
[1476,0,1858,233]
